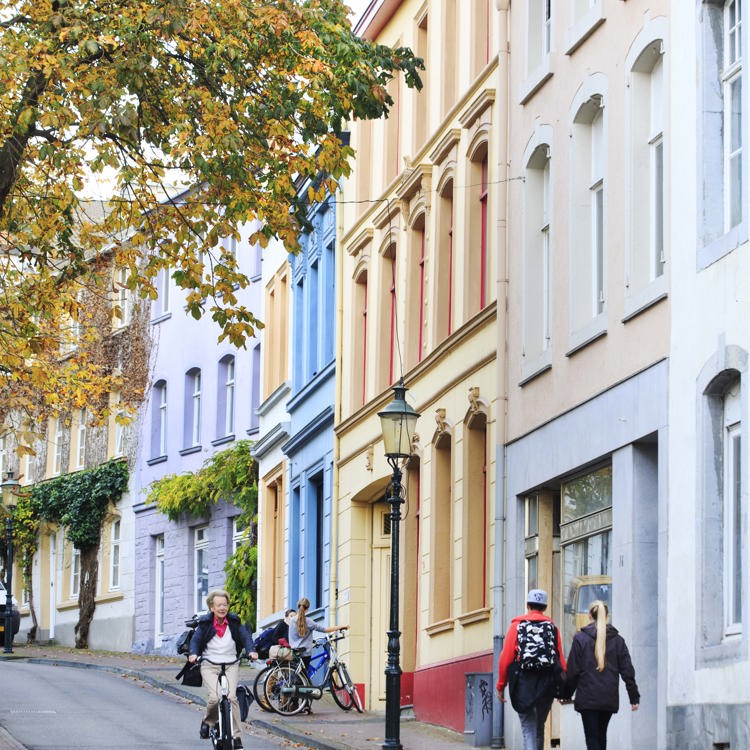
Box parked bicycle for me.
[200,656,246,750]
[263,630,364,715]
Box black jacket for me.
[189,612,253,658]
[562,623,640,713]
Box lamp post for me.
[378,379,420,750]
[1,470,19,654]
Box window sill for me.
[622,278,668,323]
[147,455,168,466]
[211,435,235,447]
[520,351,553,386]
[179,445,202,456]
[519,57,553,104]
[565,3,605,55]
[457,608,491,627]
[699,221,749,270]
[151,312,172,325]
[566,316,607,357]
[426,618,455,637]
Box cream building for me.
[502,2,668,748]
[336,0,503,730]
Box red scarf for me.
[213,617,228,638]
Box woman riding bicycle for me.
[188,589,254,749]
[288,597,348,671]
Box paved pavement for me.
[0,644,469,750]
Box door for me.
[370,504,391,705]
[48,531,56,640]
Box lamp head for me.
[1,470,20,511]
[378,379,420,460]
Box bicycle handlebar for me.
[197,655,247,666]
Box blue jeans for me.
[518,695,554,750]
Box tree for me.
[0,0,423,440]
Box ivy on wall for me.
[148,440,258,625]
[31,460,130,550]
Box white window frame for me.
[110,519,121,591]
[194,526,209,613]
[116,267,131,326]
[224,358,235,436]
[191,371,202,447]
[723,382,742,635]
[53,419,63,476]
[232,518,247,553]
[724,0,744,231]
[157,267,171,317]
[158,382,168,456]
[0,435,7,478]
[76,408,87,469]
[590,109,605,317]
[114,406,125,457]
[71,546,81,599]
[155,535,165,642]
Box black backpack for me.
[176,614,200,655]
[516,619,558,671]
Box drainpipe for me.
[492,0,510,747]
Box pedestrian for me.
[188,589,254,749]
[496,589,567,750]
[559,600,639,750]
[288,597,348,672]
[249,608,296,660]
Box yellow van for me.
[565,575,612,631]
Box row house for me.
[335,0,501,729]
[502,2,667,748]
[132,218,264,653]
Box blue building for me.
[281,188,337,620]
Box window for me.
[522,137,553,374]
[467,145,490,319]
[260,472,286,617]
[114,400,126,458]
[53,418,63,475]
[217,356,235,438]
[436,178,455,342]
[463,410,488,613]
[110,519,121,590]
[699,0,747,263]
[415,10,429,146]
[151,380,168,458]
[307,259,319,378]
[431,429,453,624]
[723,382,742,634]
[71,546,81,599]
[380,243,397,390]
[263,266,289,399]
[626,31,667,313]
[155,535,165,639]
[115,267,131,327]
[155,267,171,318]
[406,216,426,370]
[75,408,87,469]
[561,464,612,651]
[569,87,607,346]
[0,435,7,479]
[194,526,209,612]
[470,0,491,77]
[184,369,202,448]
[306,472,326,610]
[232,518,248,553]
[527,0,552,76]
[353,269,369,409]
[249,344,261,434]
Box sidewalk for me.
[0,644,468,750]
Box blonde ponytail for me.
[296,597,310,638]
[590,600,608,672]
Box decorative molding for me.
[346,227,374,257]
[425,618,455,637]
[459,88,496,130]
[435,408,449,434]
[456,608,492,627]
[430,128,461,165]
[468,387,481,413]
[365,443,374,472]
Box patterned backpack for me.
[516,619,558,671]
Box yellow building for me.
[334,0,504,730]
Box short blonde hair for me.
[207,589,230,610]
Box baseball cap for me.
[527,589,548,606]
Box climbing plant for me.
[31,460,129,648]
[148,440,258,623]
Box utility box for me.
[464,672,493,747]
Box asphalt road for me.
[0,660,307,750]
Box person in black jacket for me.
[188,589,254,749]
[560,600,639,750]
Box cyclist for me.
[188,589,254,749]
[288,597,348,672]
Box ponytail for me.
[590,600,608,672]
[296,597,310,638]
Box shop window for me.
[560,464,612,651]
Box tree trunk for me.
[24,563,38,643]
[74,546,99,649]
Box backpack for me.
[253,620,286,659]
[516,619,558,671]
[176,614,200,655]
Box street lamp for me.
[1,469,20,654]
[378,379,420,750]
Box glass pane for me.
[562,465,612,523]
[527,496,539,537]
[732,433,742,624]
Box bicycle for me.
[199,656,245,750]
[263,630,364,715]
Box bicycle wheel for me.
[264,664,312,716]
[253,665,276,713]
[336,662,364,713]
[330,668,354,711]
[218,697,233,750]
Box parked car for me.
[0,580,20,637]
[565,574,612,632]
